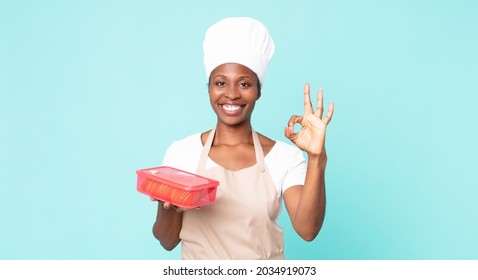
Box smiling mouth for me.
[220,104,245,114]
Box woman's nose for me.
[224,86,240,99]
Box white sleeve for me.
[281,148,307,193]
[161,141,177,166]
[161,134,202,174]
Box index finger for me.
[303,83,314,114]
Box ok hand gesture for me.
[284,83,334,157]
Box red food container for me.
[136,166,219,209]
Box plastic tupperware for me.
[136,166,219,209]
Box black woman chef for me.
[152,17,334,260]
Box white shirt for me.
[162,133,307,198]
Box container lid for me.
[136,166,219,190]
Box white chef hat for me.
[203,17,275,85]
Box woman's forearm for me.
[292,153,327,241]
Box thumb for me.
[162,202,172,209]
[285,115,302,141]
[284,126,296,140]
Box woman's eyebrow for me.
[211,74,226,78]
[238,75,254,80]
[211,74,254,81]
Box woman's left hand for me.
[285,83,334,157]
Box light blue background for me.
[1,0,477,259]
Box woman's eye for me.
[216,81,226,86]
[240,82,250,87]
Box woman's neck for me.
[213,123,253,146]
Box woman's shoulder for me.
[172,132,201,144]
[256,132,304,160]
[265,138,306,189]
[162,132,203,172]
[271,140,304,158]
[257,133,276,156]
[166,132,203,154]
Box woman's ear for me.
[256,76,262,100]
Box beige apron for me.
[180,127,285,260]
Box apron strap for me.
[198,127,216,171]
[252,130,266,173]
[198,127,266,173]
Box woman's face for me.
[208,63,260,127]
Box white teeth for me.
[222,104,242,111]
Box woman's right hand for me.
[162,201,186,212]
[150,197,188,212]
